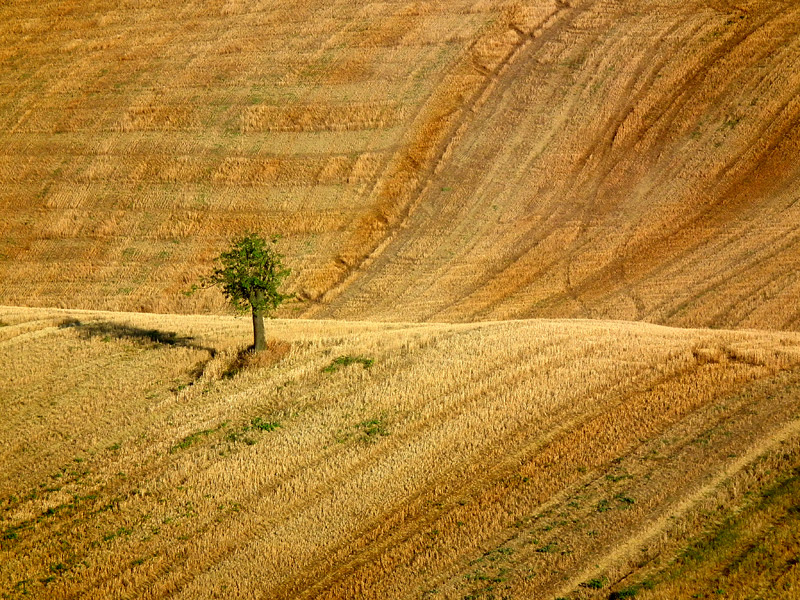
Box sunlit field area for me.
[2,0,800,598]
[2,307,799,599]
[0,0,525,313]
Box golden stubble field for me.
[2,306,799,599]
[2,0,799,330]
[2,0,800,598]
[0,0,527,314]
[315,0,800,329]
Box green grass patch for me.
[219,417,283,447]
[615,493,635,507]
[171,428,216,452]
[49,562,68,574]
[323,355,374,373]
[250,417,281,432]
[581,575,607,589]
[609,585,641,599]
[103,526,132,542]
[534,542,557,553]
[335,416,390,445]
[170,422,226,453]
[596,499,611,512]
[358,417,388,439]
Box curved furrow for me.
[316,0,800,329]
[457,3,798,323]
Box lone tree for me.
[197,233,291,351]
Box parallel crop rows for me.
[1,307,799,598]
[0,0,503,313]
[317,0,800,331]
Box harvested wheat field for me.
[3,0,800,598]
[1,0,799,328]
[1,306,800,599]
[0,0,515,313]
[314,0,800,328]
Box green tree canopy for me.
[196,233,292,351]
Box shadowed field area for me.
[313,0,800,329]
[2,306,799,599]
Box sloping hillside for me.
[314,0,800,328]
[3,3,800,598]
[1,306,800,599]
[2,0,799,329]
[0,0,520,312]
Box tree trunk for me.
[252,291,266,352]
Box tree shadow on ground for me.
[59,318,216,356]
